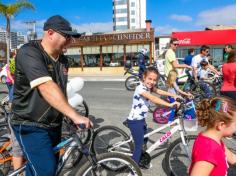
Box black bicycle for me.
[124,67,166,91]
[6,123,142,176]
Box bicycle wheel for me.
[91,126,133,155]
[75,100,89,117]
[165,135,196,176]
[61,125,91,169]
[75,152,142,176]
[153,106,170,124]
[156,74,166,90]
[62,147,83,170]
[191,82,216,103]
[125,76,139,91]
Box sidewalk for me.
[69,74,127,82]
[68,67,128,82]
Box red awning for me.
[172,29,236,46]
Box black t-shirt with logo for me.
[11,41,68,129]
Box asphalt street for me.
[71,81,194,176]
[1,81,236,176]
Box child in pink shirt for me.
[190,96,236,176]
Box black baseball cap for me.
[43,15,81,38]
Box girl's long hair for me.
[167,70,178,88]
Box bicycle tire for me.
[91,125,133,155]
[156,74,167,90]
[75,152,142,176]
[125,76,139,91]
[164,135,196,176]
[191,82,216,103]
[75,100,89,117]
[62,147,83,170]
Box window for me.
[131,2,135,7]
[116,8,127,13]
[131,10,135,15]
[115,25,128,30]
[131,18,135,23]
[116,0,127,5]
[116,17,127,22]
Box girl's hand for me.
[174,95,182,100]
[171,102,180,108]
[187,93,194,99]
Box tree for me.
[0,0,35,64]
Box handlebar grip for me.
[176,98,183,103]
[78,124,86,129]
[173,104,178,109]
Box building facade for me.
[113,0,146,31]
[172,29,236,66]
[66,28,155,71]
[0,28,18,50]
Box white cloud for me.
[170,14,192,22]
[155,25,181,35]
[72,22,113,33]
[196,4,236,26]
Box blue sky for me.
[0,0,236,37]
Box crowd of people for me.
[1,14,235,176]
[130,38,235,175]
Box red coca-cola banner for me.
[172,29,236,46]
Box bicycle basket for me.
[153,107,170,124]
[183,100,198,132]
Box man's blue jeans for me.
[12,124,61,176]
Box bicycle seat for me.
[0,137,10,143]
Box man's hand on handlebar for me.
[73,115,93,129]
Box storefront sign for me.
[172,29,236,46]
[71,30,154,46]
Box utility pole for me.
[24,21,37,41]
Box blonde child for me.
[190,96,236,176]
[126,67,180,169]
[166,70,193,122]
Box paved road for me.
[1,82,235,176]
[71,81,193,176]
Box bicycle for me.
[177,70,216,103]
[6,123,142,176]
[91,98,197,176]
[124,67,166,91]
[0,91,92,173]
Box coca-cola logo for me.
[178,38,191,44]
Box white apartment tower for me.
[113,0,146,31]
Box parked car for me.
[0,65,7,84]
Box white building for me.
[17,32,26,49]
[113,0,146,31]
[0,28,18,50]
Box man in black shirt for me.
[11,15,92,176]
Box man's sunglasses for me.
[172,43,179,46]
[54,30,72,40]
